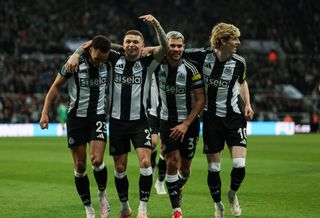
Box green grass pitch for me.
[0,134,319,218]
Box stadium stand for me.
[0,0,319,125]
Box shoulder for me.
[232,53,246,65]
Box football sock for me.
[93,163,107,192]
[230,167,245,192]
[74,171,91,206]
[151,150,157,170]
[166,174,180,209]
[139,167,153,202]
[157,155,166,182]
[178,171,189,188]
[114,170,129,202]
[207,170,222,202]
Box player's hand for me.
[139,14,159,26]
[39,114,49,129]
[64,54,80,72]
[244,104,254,120]
[170,123,188,142]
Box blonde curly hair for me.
[210,22,240,48]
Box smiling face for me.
[167,37,185,62]
[123,34,144,61]
[222,36,240,55]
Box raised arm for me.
[39,74,67,129]
[239,80,254,120]
[139,14,168,62]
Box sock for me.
[139,167,153,203]
[114,170,129,202]
[230,167,246,191]
[178,171,189,189]
[157,155,166,182]
[166,174,180,209]
[207,170,222,203]
[74,171,91,206]
[93,163,107,192]
[151,150,157,170]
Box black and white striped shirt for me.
[154,59,204,122]
[60,52,112,117]
[108,51,160,120]
[148,73,161,118]
[184,48,247,117]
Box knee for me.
[115,163,126,173]
[167,157,179,171]
[75,161,86,173]
[232,158,246,168]
[140,157,150,168]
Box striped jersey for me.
[108,51,160,120]
[154,59,204,122]
[60,52,112,117]
[184,48,247,117]
[147,73,161,117]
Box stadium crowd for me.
[0,0,319,123]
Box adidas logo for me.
[240,139,246,144]
[97,133,105,139]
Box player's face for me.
[123,34,144,60]
[167,38,185,62]
[223,36,240,54]
[89,47,109,67]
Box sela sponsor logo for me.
[159,81,186,94]
[114,73,142,84]
[79,76,107,87]
[204,76,230,88]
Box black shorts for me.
[160,118,200,159]
[203,111,247,154]
[109,118,152,155]
[66,114,107,147]
[148,114,160,134]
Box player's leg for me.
[132,119,153,218]
[90,139,109,218]
[71,145,95,218]
[150,133,158,171]
[89,116,109,218]
[109,118,132,218]
[165,150,182,217]
[226,119,248,217]
[203,112,225,218]
[160,120,182,217]
[67,116,95,218]
[154,142,167,195]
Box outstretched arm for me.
[239,80,254,120]
[139,14,168,62]
[39,74,67,129]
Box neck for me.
[167,58,180,68]
[214,48,231,62]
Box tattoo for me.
[153,22,168,62]
[75,47,85,56]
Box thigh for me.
[109,118,131,156]
[67,116,89,147]
[88,115,107,142]
[202,112,225,154]
[180,119,200,159]
[131,119,152,150]
[224,115,248,148]
[160,120,180,155]
[148,114,160,134]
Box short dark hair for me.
[124,30,144,41]
[91,35,111,53]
